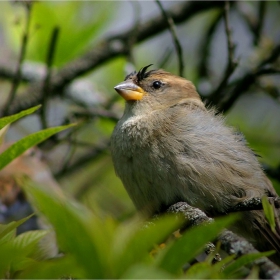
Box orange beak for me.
[114,81,145,101]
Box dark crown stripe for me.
[136,64,153,82]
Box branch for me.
[224,1,238,71]
[0,62,48,83]
[232,197,280,212]
[219,66,280,112]
[254,2,266,45]
[158,47,173,69]
[123,1,141,67]
[155,0,184,76]
[4,1,225,116]
[198,10,223,78]
[168,202,280,279]
[207,42,280,112]
[205,1,238,106]
[238,1,267,46]
[73,108,119,123]
[3,2,33,115]
[40,26,60,129]
[54,139,110,179]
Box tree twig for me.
[238,1,267,46]
[40,26,60,129]
[54,139,110,179]
[158,47,173,69]
[254,1,266,45]
[73,108,119,123]
[168,202,280,279]
[232,197,280,212]
[155,0,184,76]
[205,1,238,107]
[198,10,224,78]
[3,2,33,116]
[224,1,237,68]
[124,0,141,67]
[219,67,280,112]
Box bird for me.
[110,64,280,263]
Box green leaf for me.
[0,123,75,170]
[0,227,16,245]
[121,263,174,279]
[223,251,275,276]
[111,215,183,277]
[0,105,41,130]
[22,179,106,279]
[0,214,33,240]
[18,255,84,279]
[10,258,38,275]
[0,124,10,145]
[246,266,260,279]
[156,215,238,275]
[0,242,17,278]
[2,2,115,67]
[262,196,276,233]
[12,230,48,257]
[184,262,218,279]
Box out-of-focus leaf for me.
[121,263,174,279]
[17,255,83,279]
[0,105,41,130]
[262,196,276,233]
[0,214,33,240]
[0,227,16,245]
[0,242,17,278]
[184,262,219,279]
[156,215,238,275]
[0,124,10,144]
[22,179,106,279]
[10,258,38,275]
[111,215,183,277]
[222,251,275,276]
[2,2,115,67]
[0,123,75,170]
[12,230,48,256]
[246,266,259,279]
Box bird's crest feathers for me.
[136,64,153,82]
[125,64,155,82]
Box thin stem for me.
[206,1,238,107]
[3,3,33,116]
[155,0,184,76]
[40,26,60,129]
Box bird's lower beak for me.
[114,81,145,101]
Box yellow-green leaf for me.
[0,123,75,170]
[262,196,276,233]
[0,105,41,130]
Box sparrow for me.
[111,65,280,262]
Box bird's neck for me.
[123,98,206,120]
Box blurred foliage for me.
[0,1,279,278]
[0,1,114,66]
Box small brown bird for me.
[111,65,280,262]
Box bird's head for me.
[114,64,204,113]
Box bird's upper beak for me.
[114,80,145,101]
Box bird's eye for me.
[152,80,162,89]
